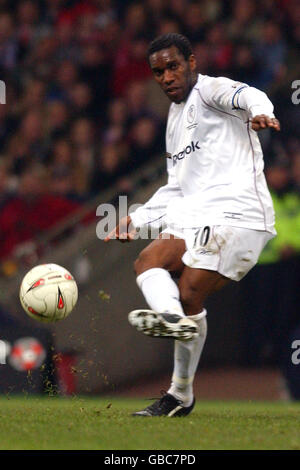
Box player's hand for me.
[104,215,136,243]
[251,115,281,132]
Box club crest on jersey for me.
[187,104,196,123]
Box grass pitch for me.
[0,396,299,450]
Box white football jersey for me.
[131,74,276,234]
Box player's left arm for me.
[202,76,280,132]
[236,85,280,132]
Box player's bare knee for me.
[134,255,144,276]
[179,284,204,315]
[134,250,156,276]
[180,291,200,310]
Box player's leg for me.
[131,227,274,416]
[134,232,185,316]
[131,268,230,416]
[167,267,230,407]
[130,233,200,340]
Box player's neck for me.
[191,74,198,90]
[181,74,198,103]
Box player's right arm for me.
[105,105,183,243]
[104,161,183,243]
[130,162,182,229]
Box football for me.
[19,263,78,323]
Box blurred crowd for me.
[0,0,300,263]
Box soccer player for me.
[105,33,280,417]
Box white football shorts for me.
[161,225,275,282]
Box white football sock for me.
[136,268,184,316]
[168,309,207,407]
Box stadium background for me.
[0,0,299,400]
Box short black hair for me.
[147,33,193,62]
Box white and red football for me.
[19,264,78,323]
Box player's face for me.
[149,45,197,104]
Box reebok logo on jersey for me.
[170,141,200,166]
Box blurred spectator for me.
[256,20,287,89]
[55,16,80,62]
[102,97,128,144]
[201,0,223,23]
[70,117,96,197]
[3,109,48,175]
[158,17,181,36]
[112,34,152,96]
[95,0,116,31]
[17,78,47,115]
[129,116,164,168]
[284,0,300,46]
[167,0,189,25]
[79,43,111,112]
[56,0,99,28]
[68,81,93,118]
[91,142,129,193]
[193,42,212,76]
[229,41,262,87]
[0,12,18,71]
[45,100,69,141]
[0,164,79,260]
[24,34,58,80]
[206,22,233,74]
[125,80,160,126]
[76,10,100,45]
[0,13,19,70]
[17,0,43,54]
[47,59,78,101]
[146,0,168,31]
[18,108,48,163]
[227,0,261,43]
[48,138,75,199]
[0,163,16,208]
[182,2,206,44]
[122,3,148,39]
[5,133,30,176]
[41,0,63,27]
